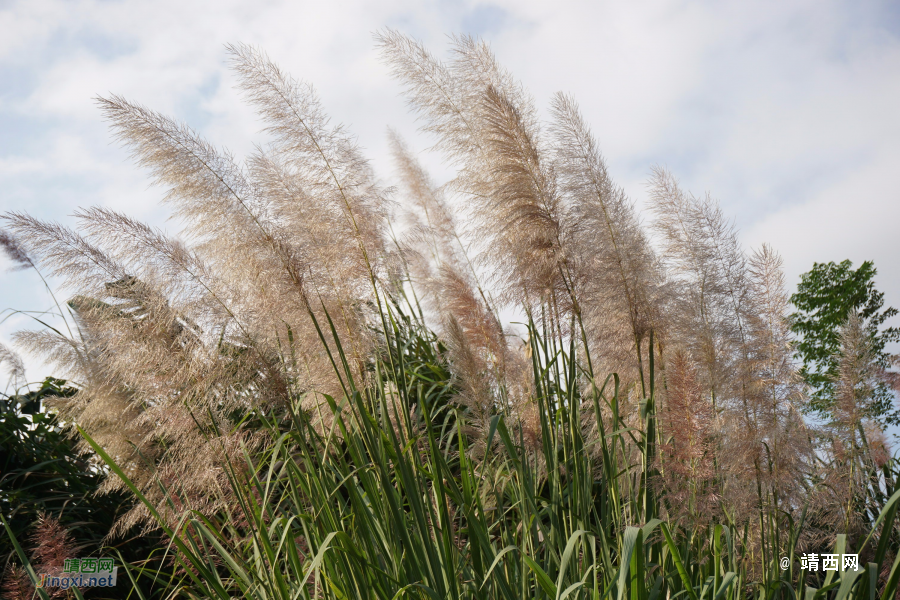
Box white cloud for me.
[744,145,900,303]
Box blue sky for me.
[1,0,899,386]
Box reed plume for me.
[28,513,77,574]
[0,342,26,392]
[390,130,530,450]
[834,311,880,429]
[812,310,893,538]
[656,349,717,526]
[649,167,750,410]
[550,93,661,390]
[745,244,810,503]
[0,565,32,600]
[0,228,35,271]
[0,514,78,600]
[379,31,567,314]
[648,170,814,558]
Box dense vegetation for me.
[0,378,168,599]
[2,378,96,561]
[1,34,899,599]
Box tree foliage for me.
[790,259,899,425]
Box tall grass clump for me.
[2,34,900,599]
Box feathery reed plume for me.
[29,513,77,573]
[2,212,126,295]
[0,342,26,392]
[813,311,888,537]
[649,171,752,403]
[744,245,810,511]
[882,354,900,399]
[439,263,534,455]
[389,129,474,316]
[550,94,661,387]
[649,167,750,407]
[0,228,34,271]
[657,349,717,526]
[228,43,393,382]
[389,130,464,274]
[834,311,880,430]
[95,95,259,245]
[1,225,78,340]
[379,31,567,313]
[226,43,390,284]
[376,30,483,166]
[389,130,530,446]
[444,314,495,416]
[864,421,892,469]
[0,565,32,600]
[649,170,814,560]
[1,513,80,600]
[92,96,313,344]
[474,84,564,308]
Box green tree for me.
[790,259,899,425]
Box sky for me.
[1,0,899,389]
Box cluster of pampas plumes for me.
[3,43,394,532]
[390,132,508,408]
[2,34,892,568]
[648,170,815,567]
